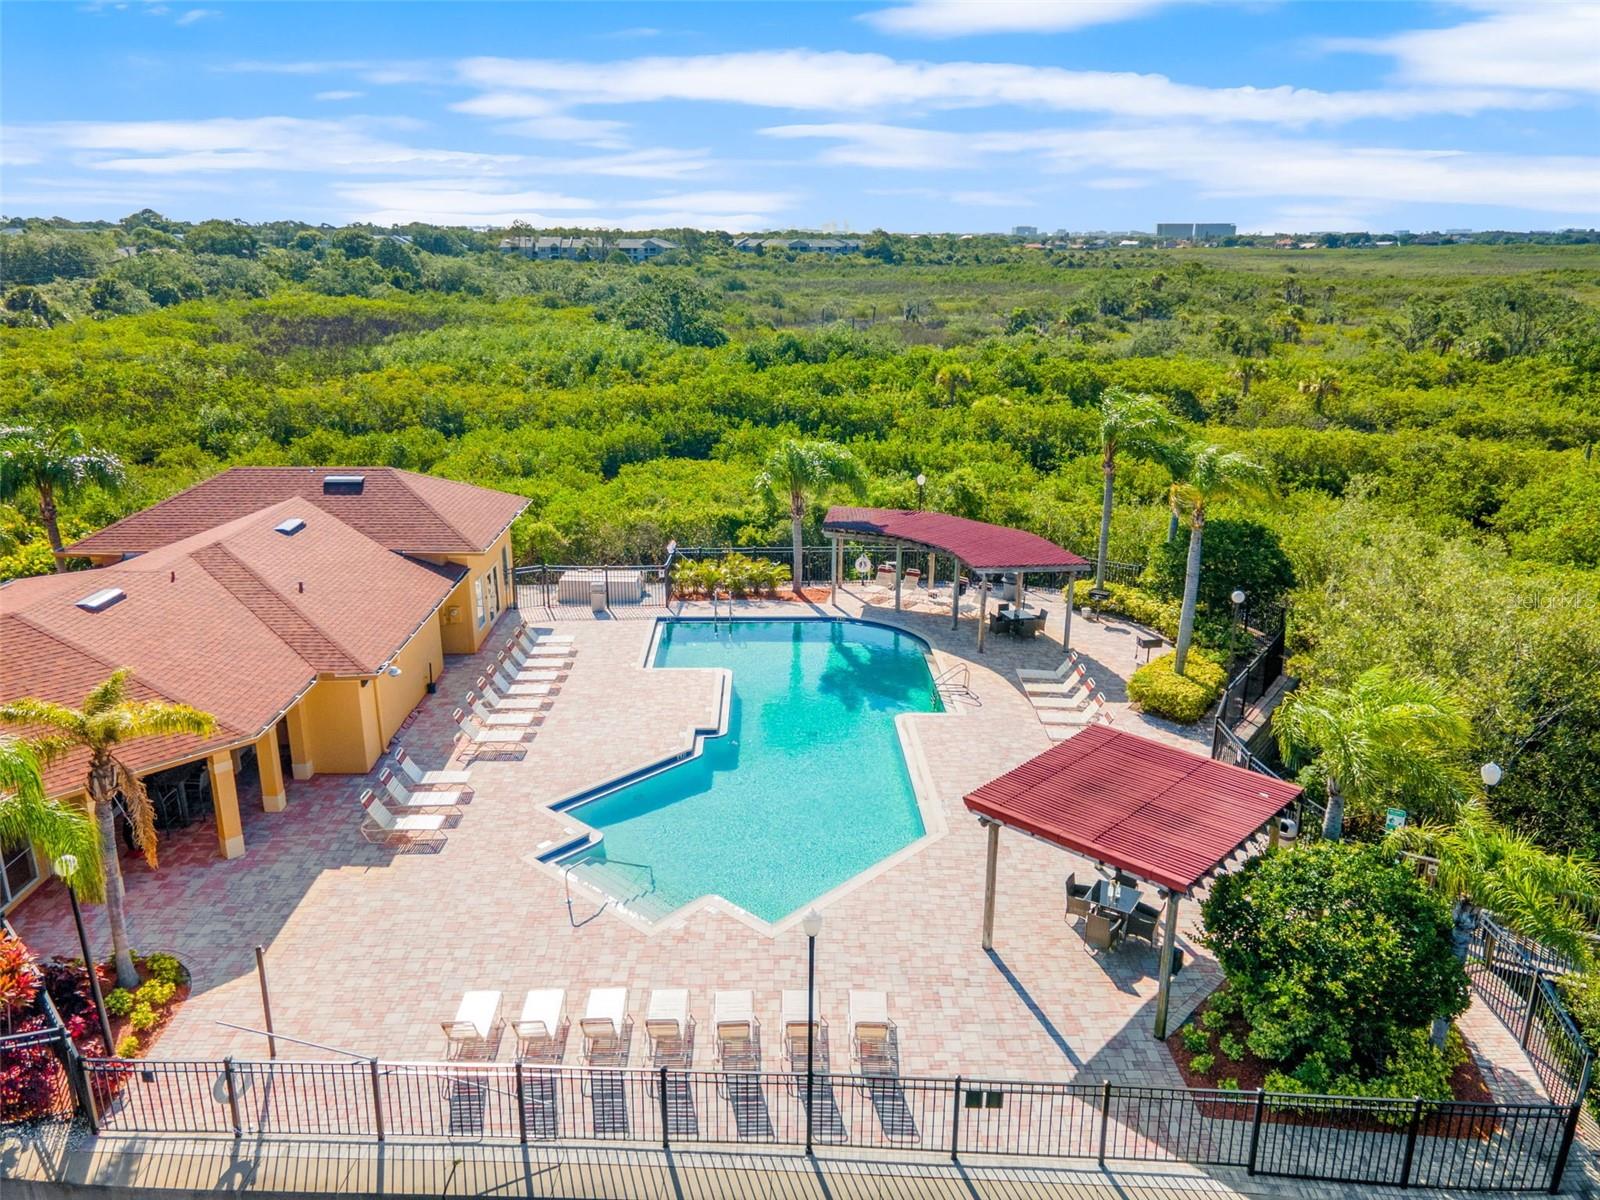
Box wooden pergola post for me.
[950,559,961,630]
[927,552,936,590]
[1064,575,1076,652]
[1152,891,1182,1039]
[976,580,989,653]
[981,820,1000,950]
[894,546,903,611]
[829,536,839,605]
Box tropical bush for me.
[103,987,134,1017]
[1147,517,1295,619]
[1128,650,1227,723]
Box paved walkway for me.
[5,592,1549,1111]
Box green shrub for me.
[103,988,134,1017]
[1217,1077,1241,1092]
[136,979,176,1008]
[1209,987,1241,1018]
[1219,1032,1246,1062]
[142,953,184,985]
[1127,651,1227,723]
[1200,1006,1229,1032]
[114,1034,141,1058]
[1189,1053,1215,1075]
[1182,1024,1211,1052]
[1148,518,1296,619]
[129,1004,159,1033]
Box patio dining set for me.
[1064,871,1162,955]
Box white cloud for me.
[1332,3,1600,94]
[174,8,217,25]
[628,190,796,213]
[764,122,1600,216]
[333,179,786,229]
[314,90,363,102]
[456,49,1561,125]
[864,0,1179,37]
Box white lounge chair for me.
[713,989,758,1070]
[377,768,467,809]
[781,988,822,1070]
[491,662,557,695]
[504,637,574,669]
[467,693,541,728]
[443,990,502,1059]
[392,746,471,788]
[517,628,574,649]
[1023,662,1088,694]
[581,987,629,1064]
[453,708,531,745]
[1032,675,1098,710]
[1044,696,1115,740]
[493,651,562,684]
[849,990,895,1074]
[1038,691,1109,724]
[1017,650,1082,682]
[1035,680,1100,719]
[474,675,550,711]
[646,988,691,1065]
[358,789,450,850]
[514,988,567,1062]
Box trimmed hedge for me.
[1127,650,1227,723]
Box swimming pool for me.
[557,618,942,926]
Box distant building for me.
[1156,223,1195,240]
[614,237,677,263]
[1193,223,1236,240]
[498,235,604,260]
[1012,225,1040,237]
[735,237,861,255]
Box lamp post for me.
[55,855,114,1055]
[1481,761,1502,789]
[915,474,927,511]
[801,907,823,1154]
[1229,588,1246,648]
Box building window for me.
[502,545,512,598]
[1,839,38,908]
[474,577,486,627]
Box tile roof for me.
[68,467,528,557]
[823,507,1089,573]
[963,725,1302,894]
[2,499,463,796]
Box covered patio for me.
[821,507,1090,651]
[964,724,1303,1039]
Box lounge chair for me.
[1064,872,1094,920]
[781,989,822,1071]
[1027,668,1091,703]
[452,708,532,745]
[491,662,557,695]
[1018,651,1081,683]
[714,990,759,1070]
[466,693,541,728]
[516,627,575,650]
[357,789,450,849]
[443,990,503,1059]
[514,988,567,1062]
[645,988,691,1066]
[581,987,629,1064]
[377,768,467,809]
[493,651,562,685]
[504,637,574,669]
[1039,692,1110,725]
[475,675,550,711]
[849,990,895,1074]
[1035,679,1099,716]
[1085,911,1121,955]
[392,746,471,788]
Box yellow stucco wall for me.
[428,527,515,654]
[374,615,443,746]
[299,676,383,774]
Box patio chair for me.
[1039,693,1111,727]
[443,990,503,1059]
[504,637,575,669]
[494,652,562,686]
[1026,665,1090,700]
[849,990,896,1075]
[645,988,692,1066]
[713,990,759,1071]
[452,708,532,745]
[1064,873,1094,920]
[357,789,450,850]
[781,988,822,1072]
[491,661,557,695]
[1125,906,1160,946]
[1018,650,1082,683]
[1084,911,1121,955]
[514,988,568,1063]
[581,987,629,1065]
[392,746,471,788]
[516,627,574,650]
[377,769,467,809]
[474,675,549,712]
[1035,679,1099,717]
[466,692,541,728]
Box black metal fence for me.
[59,1056,1578,1191]
[513,564,671,614]
[1210,610,1288,749]
[0,916,81,1125]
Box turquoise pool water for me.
[561,619,941,924]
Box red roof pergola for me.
[823,507,1088,573]
[964,726,1302,1040]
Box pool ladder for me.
[933,662,981,708]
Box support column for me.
[1016,572,1025,607]
[976,581,989,653]
[894,546,903,611]
[981,820,1000,950]
[1064,575,1076,653]
[927,553,935,591]
[1152,892,1182,1039]
[950,559,961,630]
[255,725,286,813]
[829,537,839,606]
[1267,813,1281,850]
[208,751,245,860]
[285,701,314,781]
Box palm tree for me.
[0,425,125,572]
[1168,445,1270,673]
[0,671,214,988]
[0,736,100,895]
[934,363,972,406]
[1274,666,1470,843]
[1230,358,1264,399]
[756,440,867,596]
[1093,388,1182,593]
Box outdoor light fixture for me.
[801,907,823,1153]
[386,665,403,677]
[55,855,115,1054]
[915,473,927,510]
[1230,589,1246,606]
[801,908,823,938]
[1481,761,1503,788]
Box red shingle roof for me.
[2,499,462,796]
[69,467,527,558]
[963,726,1302,894]
[823,507,1088,573]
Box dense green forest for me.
[2,215,1598,858]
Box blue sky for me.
[3,1,1597,233]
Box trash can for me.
[590,579,607,613]
[1169,947,1185,977]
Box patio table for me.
[1088,878,1143,918]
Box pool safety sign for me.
[1385,807,1407,833]
[855,554,872,578]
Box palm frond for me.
[114,756,160,870]
[0,698,86,736]
[83,668,132,717]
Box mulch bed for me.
[87,957,191,1057]
[1166,988,1500,1138]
